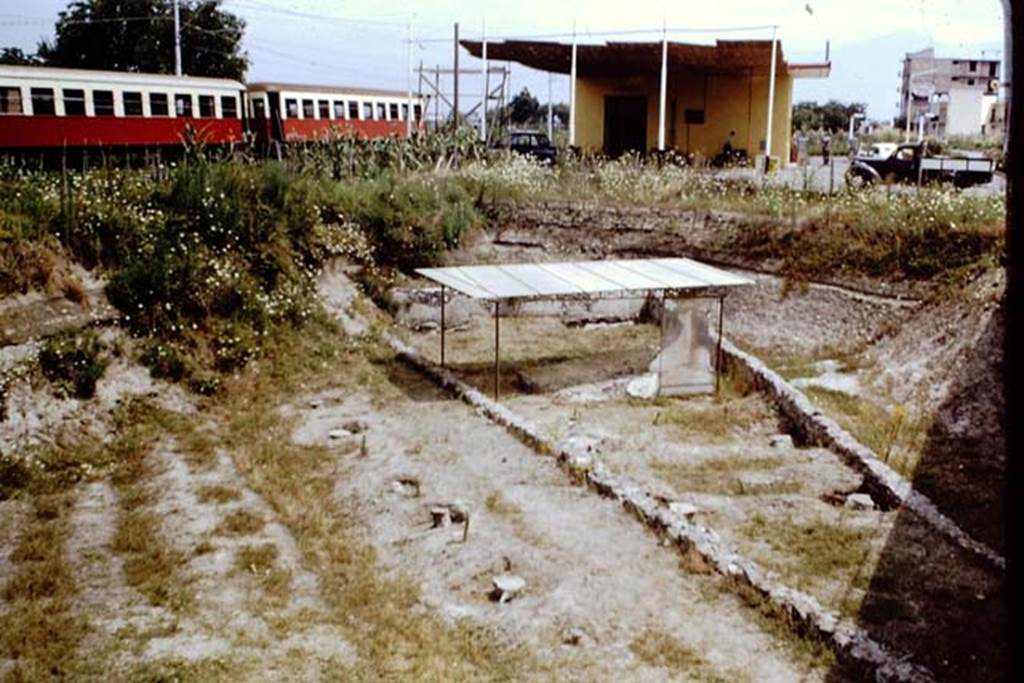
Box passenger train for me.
[0,65,426,153]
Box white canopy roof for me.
[416,258,753,300]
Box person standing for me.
[821,131,832,165]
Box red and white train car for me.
[0,65,246,149]
[246,82,424,143]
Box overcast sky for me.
[0,0,1007,120]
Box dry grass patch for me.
[802,386,929,475]
[107,400,195,612]
[651,454,796,496]
[197,484,242,505]
[202,317,539,679]
[0,492,90,680]
[630,628,728,681]
[216,509,265,536]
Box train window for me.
[198,95,215,118]
[318,100,330,119]
[348,101,359,119]
[413,104,422,122]
[376,102,386,120]
[401,103,409,121]
[333,101,345,119]
[175,93,193,117]
[389,103,399,120]
[362,102,372,119]
[63,89,86,116]
[285,99,298,118]
[31,88,56,116]
[302,99,315,118]
[123,91,143,116]
[220,95,238,118]
[150,93,169,116]
[0,87,22,114]
[93,90,115,116]
[252,98,266,119]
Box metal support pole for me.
[440,285,446,367]
[658,291,666,396]
[173,0,182,77]
[493,301,500,400]
[715,296,725,393]
[657,18,668,152]
[453,22,460,131]
[763,25,778,172]
[547,72,553,141]
[481,21,488,143]
[569,21,577,148]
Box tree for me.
[508,88,541,125]
[0,48,42,65]
[792,100,866,134]
[31,0,247,80]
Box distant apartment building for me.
[898,48,1003,137]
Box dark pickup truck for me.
[496,130,557,165]
[846,141,996,189]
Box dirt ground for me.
[406,313,1005,680]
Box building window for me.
[123,91,143,116]
[413,104,422,121]
[969,60,977,71]
[376,102,386,120]
[333,101,346,119]
[175,93,193,117]
[968,79,975,86]
[990,63,997,77]
[0,87,22,114]
[198,95,215,118]
[285,98,298,118]
[150,93,169,116]
[349,101,359,119]
[252,98,266,118]
[30,87,56,115]
[302,99,315,118]
[389,103,399,120]
[363,102,373,119]
[220,95,238,118]
[401,103,409,121]
[62,89,86,115]
[684,108,705,124]
[318,99,330,119]
[93,90,115,116]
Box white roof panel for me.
[416,258,752,300]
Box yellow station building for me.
[461,39,829,166]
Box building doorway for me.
[604,95,647,156]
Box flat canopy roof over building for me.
[459,39,829,79]
[416,258,753,300]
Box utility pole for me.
[657,16,668,151]
[569,20,577,148]
[406,14,414,137]
[452,22,460,131]
[173,0,182,77]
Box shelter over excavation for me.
[461,39,829,163]
[416,258,753,399]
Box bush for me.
[38,329,109,399]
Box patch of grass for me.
[197,484,242,505]
[235,543,279,574]
[107,400,195,612]
[217,509,265,536]
[0,492,89,679]
[630,628,727,681]
[738,513,876,606]
[801,386,928,474]
[652,454,791,496]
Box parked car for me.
[498,130,557,164]
[846,141,995,188]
